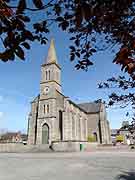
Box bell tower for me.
[40,39,61,99]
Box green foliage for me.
[98,75,135,121]
[87,135,97,142]
[0,0,135,79]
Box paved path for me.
[0,151,135,180]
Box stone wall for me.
[63,99,88,142]
[87,113,99,143]
[28,98,39,145]
[0,143,30,152]
[52,141,89,152]
[0,143,52,153]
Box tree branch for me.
[7,0,54,12]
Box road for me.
[0,151,135,180]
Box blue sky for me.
[0,15,131,132]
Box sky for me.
[0,3,132,133]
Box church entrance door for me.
[42,123,49,144]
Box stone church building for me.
[27,39,111,151]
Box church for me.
[27,39,111,151]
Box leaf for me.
[70,53,75,61]
[126,112,129,116]
[64,13,73,20]
[108,100,114,106]
[18,15,30,22]
[87,60,93,66]
[90,48,97,53]
[3,37,9,47]
[21,42,30,49]
[75,64,80,70]
[61,21,69,30]
[15,46,25,60]
[33,35,40,41]
[81,49,86,54]
[15,19,25,30]
[23,30,34,41]
[70,37,76,40]
[75,39,80,46]
[0,49,15,62]
[16,0,26,14]
[41,39,47,44]
[69,46,75,51]
[56,17,64,22]
[54,4,61,15]
[7,49,15,61]
[33,0,43,9]
[75,52,80,58]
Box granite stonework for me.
[27,39,111,151]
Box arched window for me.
[47,104,49,113]
[84,119,87,139]
[42,123,49,144]
[48,70,50,80]
[79,116,81,139]
[59,110,63,140]
[46,71,48,80]
[72,113,75,140]
[44,105,46,114]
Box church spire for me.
[45,38,58,64]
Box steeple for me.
[40,38,61,95]
[45,39,58,64]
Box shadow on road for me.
[116,171,135,180]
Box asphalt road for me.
[0,151,135,180]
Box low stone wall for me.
[0,143,52,153]
[85,142,98,151]
[0,142,99,153]
[52,141,89,152]
[0,143,29,152]
[97,144,130,151]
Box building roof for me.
[56,90,69,98]
[0,132,20,140]
[44,39,58,64]
[68,100,87,113]
[31,95,40,103]
[78,102,102,113]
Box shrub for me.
[87,135,97,142]
[116,135,124,142]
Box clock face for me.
[43,86,50,95]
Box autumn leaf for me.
[16,0,27,14]
[33,0,43,9]
[15,46,25,60]
[75,5,83,27]
[21,42,30,49]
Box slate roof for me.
[77,102,101,113]
[68,100,87,113]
